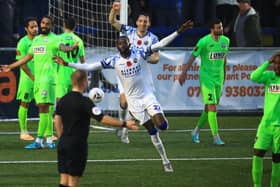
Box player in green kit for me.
[56,17,85,101]
[250,52,280,187]
[16,17,38,141]
[1,15,77,149]
[178,18,229,145]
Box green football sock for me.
[18,106,28,133]
[45,105,54,137]
[252,155,263,187]
[197,111,208,129]
[271,162,280,187]
[37,113,49,138]
[208,111,218,136]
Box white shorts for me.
[126,94,164,125]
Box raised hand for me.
[177,20,194,34]
[0,65,12,72]
[125,120,139,130]
[178,71,187,86]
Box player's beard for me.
[41,28,51,35]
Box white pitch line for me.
[0,128,257,135]
[0,157,271,164]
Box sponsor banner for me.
[0,48,276,119]
[86,48,275,111]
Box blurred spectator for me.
[183,0,216,27]
[216,0,239,38]
[233,0,261,47]
[148,0,180,27]
[129,0,150,25]
[0,0,17,47]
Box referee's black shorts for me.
[57,137,88,176]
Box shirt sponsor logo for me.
[209,52,225,60]
[268,84,280,93]
[34,46,46,54]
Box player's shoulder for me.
[220,35,230,43]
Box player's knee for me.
[253,149,266,157]
[272,153,280,163]
[148,128,158,135]
[158,120,168,130]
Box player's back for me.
[57,32,85,85]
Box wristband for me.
[122,121,127,127]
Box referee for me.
[54,70,138,187]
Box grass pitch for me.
[0,116,273,187]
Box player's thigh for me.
[254,125,273,150]
[16,81,34,103]
[272,126,280,154]
[200,80,218,105]
[56,84,72,98]
[34,83,56,105]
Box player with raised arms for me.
[53,19,193,172]
[109,1,161,144]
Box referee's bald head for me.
[71,70,88,87]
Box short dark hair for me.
[237,0,251,4]
[64,17,76,30]
[24,17,37,28]
[42,15,53,25]
[71,70,87,86]
[118,35,130,42]
[209,18,222,29]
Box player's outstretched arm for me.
[149,19,193,52]
[100,115,138,130]
[53,56,102,71]
[108,2,121,31]
[0,54,33,72]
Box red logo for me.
[137,40,142,46]
[126,61,132,67]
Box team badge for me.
[43,38,48,43]
[221,43,227,48]
[144,41,149,45]
[126,61,132,67]
[92,107,101,115]
[133,58,138,63]
[41,90,47,96]
[137,40,142,46]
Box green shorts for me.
[200,78,223,105]
[254,124,280,154]
[56,84,72,99]
[34,83,56,105]
[16,79,34,103]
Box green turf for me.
[0,116,274,187]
